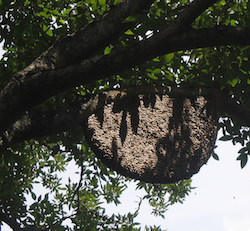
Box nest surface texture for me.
[84,87,217,183]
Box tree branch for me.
[0,0,155,134]
[0,0,242,136]
[0,211,45,230]
[1,23,250,136]
[0,211,21,231]
[17,0,156,72]
[0,91,123,149]
[2,86,250,151]
[164,26,250,53]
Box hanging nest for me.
[83,86,217,184]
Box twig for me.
[32,9,52,46]
[217,0,233,25]
[70,150,84,209]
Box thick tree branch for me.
[0,211,21,231]
[164,26,250,53]
[0,0,155,134]
[0,211,44,231]
[2,86,250,151]
[1,24,250,137]
[174,0,218,25]
[0,94,102,149]
[0,0,220,134]
[10,26,250,102]
[17,0,155,73]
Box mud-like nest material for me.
[83,87,217,183]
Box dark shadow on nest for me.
[83,88,217,184]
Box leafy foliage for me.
[1,0,250,230]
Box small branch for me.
[32,9,52,47]
[0,211,45,231]
[217,0,233,25]
[71,150,85,207]
[133,197,143,216]
[172,0,219,26]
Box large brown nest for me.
[83,86,217,183]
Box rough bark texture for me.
[83,87,218,183]
[0,0,156,134]
[4,0,250,139]
[0,0,237,135]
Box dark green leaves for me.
[163,53,174,63]
[212,151,219,161]
[237,142,250,168]
[237,153,248,168]
[136,179,193,219]
[219,135,232,141]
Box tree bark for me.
[1,86,250,151]
[2,0,250,143]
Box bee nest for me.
[83,87,217,183]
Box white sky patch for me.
[223,213,250,231]
[101,130,250,231]
[0,42,4,57]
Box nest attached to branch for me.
[83,86,217,184]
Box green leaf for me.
[59,19,65,24]
[38,11,50,19]
[124,29,134,35]
[237,154,248,168]
[219,135,232,141]
[98,0,106,5]
[52,10,59,15]
[212,151,219,160]
[163,53,174,63]
[104,46,112,55]
[238,147,248,154]
[123,14,141,23]
[166,73,174,82]
[226,78,240,87]
[46,30,53,37]
[147,73,158,80]
[230,19,236,26]
[152,68,162,74]
[152,58,160,62]
[44,193,49,201]
[42,24,48,32]
[63,8,71,15]
[219,0,227,6]
[31,191,36,200]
